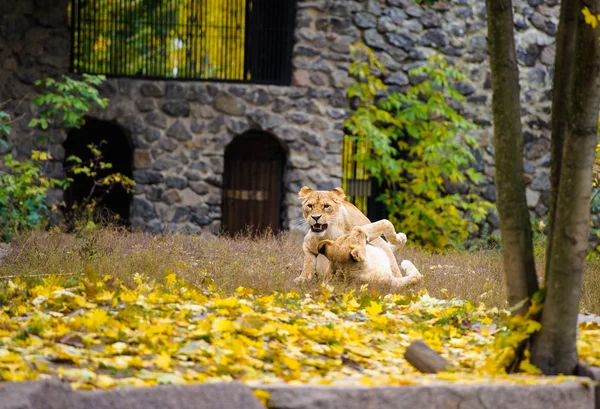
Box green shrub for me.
[344,44,493,251]
[0,151,65,242]
[0,74,134,241]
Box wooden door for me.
[222,131,285,235]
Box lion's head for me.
[317,227,368,264]
[298,186,346,233]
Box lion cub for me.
[317,219,422,292]
[294,186,402,284]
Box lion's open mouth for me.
[311,223,328,233]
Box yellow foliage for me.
[0,269,597,389]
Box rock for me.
[167,206,190,222]
[300,130,321,146]
[133,197,155,218]
[145,112,167,129]
[133,169,162,185]
[140,83,164,97]
[487,210,500,228]
[226,118,250,135]
[190,206,212,226]
[249,110,284,130]
[403,19,423,33]
[260,381,594,409]
[405,6,423,18]
[165,175,187,189]
[118,116,146,134]
[285,111,310,124]
[244,89,272,106]
[159,138,178,152]
[166,121,192,141]
[189,181,210,195]
[389,9,407,25]
[531,171,550,191]
[215,95,246,116]
[367,0,382,16]
[420,30,448,49]
[293,70,310,87]
[310,72,328,86]
[353,12,377,28]
[482,185,496,202]
[521,29,555,47]
[517,44,541,67]
[207,116,225,133]
[384,71,409,86]
[467,35,488,55]
[364,28,387,50]
[385,32,416,51]
[528,67,546,86]
[377,16,396,33]
[525,138,550,160]
[529,12,546,31]
[541,44,556,65]
[526,188,541,207]
[163,189,181,205]
[134,149,152,168]
[454,82,475,96]
[136,99,156,112]
[421,10,442,28]
[329,89,347,108]
[443,179,469,195]
[165,83,186,99]
[161,100,190,117]
[191,120,205,134]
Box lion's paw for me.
[396,232,407,246]
[400,260,421,279]
[293,275,311,285]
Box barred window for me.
[69,0,297,85]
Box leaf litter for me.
[0,269,598,390]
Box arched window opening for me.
[63,119,133,226]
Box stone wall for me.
[0,0,560,234]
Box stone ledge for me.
[0,378,596,409]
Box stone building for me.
[0,0,559,235]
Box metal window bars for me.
[70,0,296,85]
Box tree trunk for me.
[485,0,539,313]
[531,0,600,375]
[545,0,579,279]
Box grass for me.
[1,228,599,314]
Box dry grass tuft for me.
[1,228,599,313]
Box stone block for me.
[134,149,152,169]
[215,95,246,116]
[259,382,594,409]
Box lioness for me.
[294,186,402,284]
[317,219,422,292]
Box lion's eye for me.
[307,204,313,209]
[323,205,330,210]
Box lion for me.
[316,219,422,292]
[293,186,402,284]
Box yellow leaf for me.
[253,389,270,406]
[365,301,383,316]
[154,353,172,370]
[165,273,177,287]
[213,318,236,333]
[583,7,598,29]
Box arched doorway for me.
[63,119,133,226]
[222,131,286,235]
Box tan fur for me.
[317,219,422,292]
[294,186,402,284]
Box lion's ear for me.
[349,246,365,262]
[330,187,345,201]
[318,240,333,255]
[299,186,313,200]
